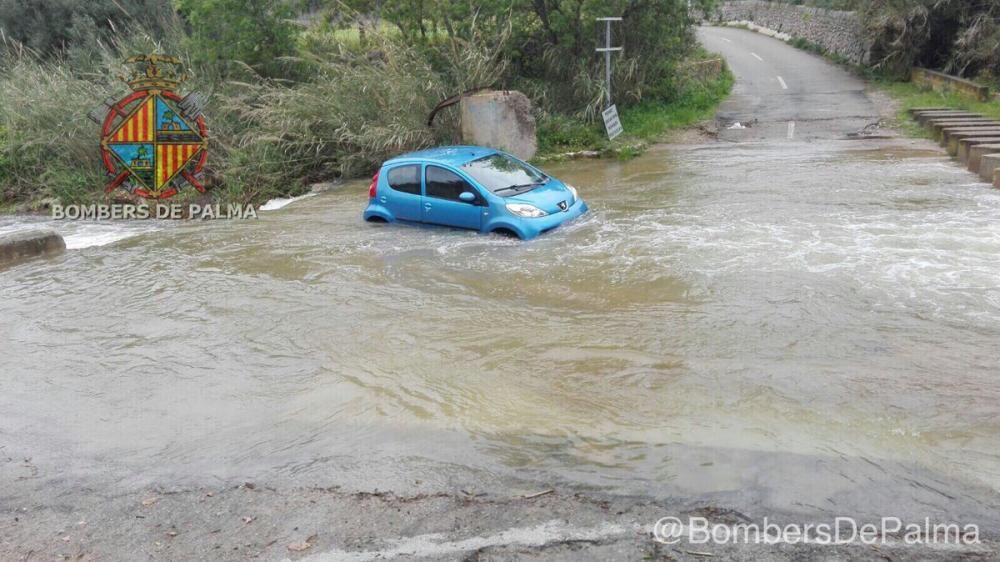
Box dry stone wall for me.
[712,1,869,65]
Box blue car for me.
[363,146,588,239]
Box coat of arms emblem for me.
[97,55,208,199]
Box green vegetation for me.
[874,80,1000,137]
[176,0,298,78]
[537,56,734,157]
[0,0,729,210]
[758,0,1000,82]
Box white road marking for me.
[751,52,763,61]
[721,37,732,43]
[787,121,796,139]
[777,76,788,90]
[300,520,635,562]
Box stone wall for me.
[712,1,869,65]
[911,68,990,102]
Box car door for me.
[383,164,422,222]
[422,165,484,230]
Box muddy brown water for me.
[1,139,999,528]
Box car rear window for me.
[387,165,421,194]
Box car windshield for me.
[461,154,547,195]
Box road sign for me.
[602,104,623,140]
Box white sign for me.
[602,104,623,140]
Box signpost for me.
[602,105,623,140]
[596,17,623,140]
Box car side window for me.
[425,166,481,204]
[386,165,421,195]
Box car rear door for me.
[421,165,484,230]
[383,164,422,222]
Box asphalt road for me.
[697,26,880,141]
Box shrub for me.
[0,30,178,204]
[175,0,298,77]
[213,28,508,202]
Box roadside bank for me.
[535,53,734,161]
[2,479,995,561]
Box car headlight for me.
[566,184,578,201]
[505,203,548,218]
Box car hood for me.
[504,180,575,214]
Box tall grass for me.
[0,22,508,207]
[0,31,175,205]
[214,27,509,203]
[876,80,1000,139]
[536,54,735,156]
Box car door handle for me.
[424,202,432,209]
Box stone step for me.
[957,138,1000,164]
[943,130,1000,155]
[908,106,951,115]
[930,121,1000,141]
[916,111,982,125]
[979,154,1000,182]
[966,144,1000,174]
[939,127,1000,145]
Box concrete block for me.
[912,110,975,117]
[916,111,981,125]
[0,229,65,266]
[958,137,1000,163]
[940,127,1000,144]
[930,120,1000,141]
[908,106,950,115]
[912,68,990,102]
[944,130,1000,155]
[966,144,1000,174]
[459,90,537,161]
[958,139,1000,166]
[979,154,1000,182]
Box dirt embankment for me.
[2,479,996,561]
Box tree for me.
[0,0,175,55]
[174,0,298,77]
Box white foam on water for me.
[0,219,164,250]
[63,226,156,249]
[259,192,318,211]
[301,520,633,562]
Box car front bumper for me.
[516,197,589,239]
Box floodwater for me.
[2,138,999,525]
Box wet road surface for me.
[2,24,1000,561]
[698,25,878,140]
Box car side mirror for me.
[458,192,476,203]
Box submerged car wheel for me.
[491,227,520,239]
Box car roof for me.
[383,145,499,168]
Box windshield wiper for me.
[494,179,546,194]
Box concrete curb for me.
[942,129,1000,155]
[911,109,1000,188]
[958,138,1000,165]
[912,68,991,102]
[967,144,1000,173]
[0,229,66,266]
[928,120,1000,141]
[979,154,1000,183]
